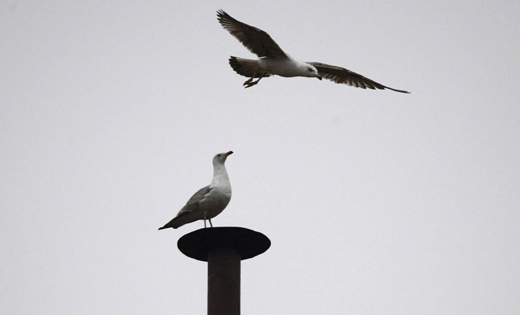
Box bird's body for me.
[263,55,319,78]
[159,151,233,230]
[217,10,409,93]
[229,55,318,80]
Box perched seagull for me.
[159,151,233,230]
[217,10,409,93]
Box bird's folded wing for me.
[177,186,212,215]
[217,10,287,59]
[309,62,410,93]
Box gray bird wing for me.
[177,186,212,215]
[308,62,410,93]
[217,10,287,59]
[158,186,213,230]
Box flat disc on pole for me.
[177,227,270,261]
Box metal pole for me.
[177,227,270,315]
[208,247,241,315]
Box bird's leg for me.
[244,75,263,88]
[203,211,207,228]
[208,218,213,228]
[243,69,259,87]
[243,78,253,86]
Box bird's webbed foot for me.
[243,76,263,88]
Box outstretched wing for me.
[217,10,287,59]
[309,62,410,93]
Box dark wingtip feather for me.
[216,9,232,25]
[216,9,226,17]
[386,87,410,94]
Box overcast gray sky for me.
[2,0,519,314]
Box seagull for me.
[217,10,409,93]
[159,151,233,230]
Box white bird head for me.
[213,151,233,165]
[305,64,322,80]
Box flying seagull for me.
[159,151,233,230]
[217,10,409,93]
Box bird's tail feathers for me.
[229,56,270,78]
[158,225,173,230]
[158,216,183,230]
[158,212,198,230]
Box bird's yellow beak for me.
[316,74,322,80]
[225,151,233,156]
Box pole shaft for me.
[207,247,241,315]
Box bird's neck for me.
[212,164,229,186]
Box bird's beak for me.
[225,151,233,157]
[316,74,322,80]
